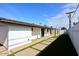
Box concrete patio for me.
[15,37,56,56]
[0,46,8,56]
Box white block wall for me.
[68,23,79,55]
[8,25,32,50]
[31,28,41,40]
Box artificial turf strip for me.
[30,46,41,51]
[8,35,58,56]
[8,54,15,56]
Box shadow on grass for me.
[37,34,78,56]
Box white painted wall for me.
[0,23,8,49]
[8,25,32,50]
[44,29,50,36]
[51,29,55,36]
[44,29,48,36]
[68,23,79,55]
[31,27,41,40]
[0,22,54,50]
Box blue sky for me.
[0,3,78,28]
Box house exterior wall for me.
[44,29,50,36]
[0,23,8,49]
[31,27,41,40]
[68,23,79,55]
[8,25,32,50]
[0,22,53,50]
[51,29,55,36]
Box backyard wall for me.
[68,23,79,55]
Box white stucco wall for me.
[68,23,79,55]
[8,25,32,50]
[31,27,41,40]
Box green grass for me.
[30,46,41,51]
[8,54,15,56]
[52,35,60,38]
